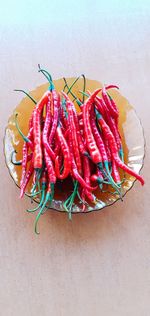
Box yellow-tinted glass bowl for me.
[4,78,145,213]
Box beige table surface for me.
[0,1,149,315]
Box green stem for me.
[31,169,43,194]
[11,150,22,165]
[14,89,37,104]
[62,98,68,119]
[77,189,87,205]
[63,77,82,106]
[27,187,46,213]
[81,74,86,103]
[63,181,78,219]
[98,162,122,199]
[79,90,89,98]
[34,192,51,234]
[38,64,54,91]
[119,147,124,163]
[28,190,42,198]
[15,113,31,143]
[66,76,80,95]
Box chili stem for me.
[11,150,22,165]
[38,65,54,91]
[15,113,31,143]
[27,188,46,213]
[14,89,37,104]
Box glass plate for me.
[4,78,145,213]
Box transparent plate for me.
[4,78,145,213]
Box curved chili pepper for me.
[68,132,97,191]
[60,103,68,128]
[90,106,108,163]
[107,93,119,123]
[96,96,121,151]
[88,107,121,193]
[42,94,56,161]
[16,120,34,193]
[96,110,144,186]
[102,86,119,120]
[62,92,82,175]
[107,92,124,161]
[44,148,56,184]
[105,84,119,90]
[20,158,34,198]
[73,111,87,155]
[82,89,102,164]
[83,90,106,119]
[112,160,121,185]
[55,125,71,179]
[54,125,70,164]
[49,91,60,144]
[82,155,95,202]
[33,91,50,170]
[95,94,123,160]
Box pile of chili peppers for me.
[12,66,144,234]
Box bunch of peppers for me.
[12,67,144,234]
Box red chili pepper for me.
[68,132,97,191]
[95,94,122,152]
[60,103,68,128]
[53,127,69,158]
[112,160,121,184]
[99,96,121,147]
[44,148,56,184]
[87,90,106,119]
[90,106,108,163]
[107,93,119,125]
[33,109,42,169]
[77,112,83,120]
[20,143,28,190]
[91,168,106,187]
[62,92,82,175]
[108,117,121,151]
[102,86,119,120]
[82,155,95,202]
[19,124,34,192]
[49,91,60,144]
[33,91,50,169]
[82,89,102,164]
[55,125,71,179]
[54,138,61,156]
[96,110,144,185]
[73,111,87,155]
[42,94,56,161]
[105,84,119,90]
[20,158,34,198]
[68,99,87,155]
[102,135,111,163]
